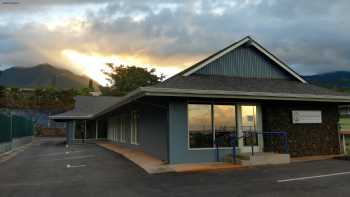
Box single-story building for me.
[51,36,350,164]
[338,105,350,154]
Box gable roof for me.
[50,96,122,120]
[181,36,307,83]
[51,36,350,121]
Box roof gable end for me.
[182,36,307,83]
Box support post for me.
[95,120,98,140]
[232,135,236,163]
[72,120,76,144]
[284,132,289,154]
[84,120,87,143]
[251,132,254,156]
[343,134,347,154]
[215,140,219,162]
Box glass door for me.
[238,105,262,152]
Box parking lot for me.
[1,138,350,197]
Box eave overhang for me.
[50,86,350,121]
[141,87,350,103]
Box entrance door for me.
[238,105,263,153]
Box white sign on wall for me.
[292,110,322,124]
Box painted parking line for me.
[24,150,85,158]
[277,171,350,183]
[52,155,95,161]
[66,164,87,168]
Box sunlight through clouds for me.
[61,49,181,86]
[61,49,112,86]
[1,0,350,78]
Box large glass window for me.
[214,105,236,147]
[120,117,126,143]
[131,111,139,145]
[188,104,213,148]
[241,105,258,146]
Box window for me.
[188,104,238,148]
[214,105,236,147]
[112,123,116,142]
[120,117,126,143]
[241,105,258,146]
[115,119,119,142]
[188,104,259,149]
[107,123,112,141]
[188,104,213,148]
[131,111,139,145]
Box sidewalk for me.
[291,154,342,162]
[97,142,242,174]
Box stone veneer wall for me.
[262,101,340,157]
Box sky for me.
[0,0,350,85]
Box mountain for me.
[0,64,91,89]
[304,71,350,90]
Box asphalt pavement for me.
[1,137,350,197]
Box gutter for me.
[49,115,93,120]
[141,87,350,103]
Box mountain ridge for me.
[1,64,350,91]
[0,64,91,89]
[304,71,350,90]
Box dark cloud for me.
[1,0,350,75]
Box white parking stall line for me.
[66,164,87,168]
[52,155,95,161]
[277,171,350,183]
[32,150,84,158]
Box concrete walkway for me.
[97,142,241,174]
[291,154,342,163]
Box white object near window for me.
[292,110,322,124]
[131,111,139,145]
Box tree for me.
[101,64,164,96]
[0,85,6,98]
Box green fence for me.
[0,114,34,143]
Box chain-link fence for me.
[0,113,34,143]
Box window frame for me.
[187,103,239,150]
[130,111,139,145]
[240,105,258,146]
[115,118,119,142]
[120,116,126,143]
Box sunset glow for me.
[61,49,181,86]
[62,49,114,86]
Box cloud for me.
[1,0,350,78]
